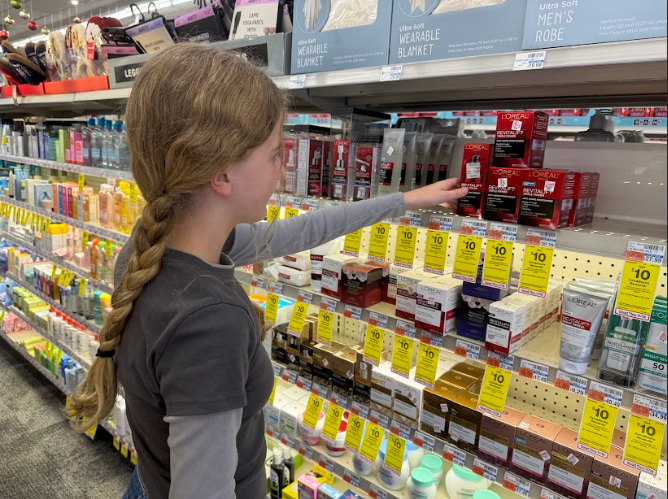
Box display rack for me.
[0,154,134,182]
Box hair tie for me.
[96,349,116,359]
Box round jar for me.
[298,410,325,446]
[406,441,425,469]
[408,468,438,499]
[375,439,410,490]
[473,491,501,499]
[352,453,374,476]
[325,419,348,457]
[420,454,444,485]
[445,465,492,499]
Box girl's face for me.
[226,120,285,224]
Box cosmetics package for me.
[636,472,668,499]
[281,251,312,271]
[548,428,595,499]
[457,143,494,218]
[400,132,418,192]
[322,254,359,299]
[494,111,549,169]
[330,139,352,201]
[265,264,311,287]
[420,381,461,440]
[379,129,407,196]
[414,275,462,336]
[331,347,357,404]
[174,4,228,43]
[371,362,396,411]
[483,167,525,224]
[637,299,667,396]
[413,133,434,189]
[569,172,593,228]
[457,295,493,343]
[310,239,343,293]
[479,407,526,468]
[518,169,577,230]
[283,138,299,194]
[511,415,562,484]
[587,451,640,499]
[386,264,410,305]
[230,0,280,40]
[486,297,529,357]
[297,139,324,197]
[352,143,380,201]
[396,270,438,322]
[341,262,383,308]
[447,391,483,454]
[586,173,600,224]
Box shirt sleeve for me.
[166,409,242,499]
[226,192,406,266]
[155,303,254,417]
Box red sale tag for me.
[519,367,534,379]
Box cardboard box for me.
[341,262,383,308]
[636,472,668,499]
[486,298,529,357]
[371,362,395,409]
[415,275,462,336]
[548,428,595,499]
[451,362,485,380]
[420,382,462,440]
[447,391,483,453]
[387,264,410,305]
[393,370,424,423]
[389,0,526,64]
[291,0,394,73]
[587,451,640,499]
[396,270,438,321]
[494,111,549,169]
[586,172,600,224]
[457,143,495,218]
[322,255,359,299]
[296,139,324,197]
[331,347,357,403]
[511,414,563,484]
[518,169,577,230]
[364,260,390,303]
[569,172,593,228]
[457,298,491,343]
[479,407,526,468]
[312,342,344,393]
[483,166,525,224]
[440,370,478,391]
[522,0,667,50]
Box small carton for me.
[322,255,359,299]
[511,414,563,484]
[494,111,549,169]
[457,143,495,218]
[415,275,462,336]
[341,261,384,308]
[587,451,640,499]
[484,167,525,224]
[420,382,462,440]
[396,270,438,321]
[479,407,526,468]
[548,428,595,499]
[518,169,577,230]
[447,391,483,453]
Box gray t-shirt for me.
[115,249,273,499]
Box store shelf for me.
[0,88,132,118]
[2,231,114,296]
[0,195,129,244]
[0,154,134,182]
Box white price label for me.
[268,282,283,295]
[429,214,454,232]
[633,394,668,424]
[473,458,499,482]
[627,242,666,266]
[351,401,370,421]
[442,443,467,467]
[288,74,307,89]
[487,352,515,372]
[390,420,412,440]
[296,376,313,392]
[250,275,266,289]
[311,381,329,399]
[320,297,337,313]
[589,381,624,408]
[504,472,532,497]
[412,431,436,452]
[519,359,550,383]
[369,312,389,329]
[380,65,403,82]
[395,320,417,339]
[369,410,391,430]
[343,470,361,488]
[344,305,362,321]
[513,51,547,71]
[455,339,481,361]
[555,370,588,396]
[489,222,519,243]
[272,364,283,378]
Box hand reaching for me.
[403,178,469,212]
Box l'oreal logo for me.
[567,296,598,308]
[494,169,522,177]
[527,170,561,179]
[465,144,489,152]
[501,112,531,120]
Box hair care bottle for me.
[269,447,284,499]
[282,447,294,486]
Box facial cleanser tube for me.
[560,286,610,375]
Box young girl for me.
[68,44,467,499]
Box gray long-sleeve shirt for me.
[114,193,406,498]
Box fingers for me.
[440,202,456,212]
[435,178,460,190]
[443,186,469,201]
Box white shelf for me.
[0,154,134,182]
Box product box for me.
[322,255,359,299]
[486,298,529,357]
[364,260,390,302]
[519,169,577,230]
[586,172,600,224]
[291,0,394,74]
[386,264,410,305]
[341,262,383,308]
[330,139,351,201]
[312,342,344,393]
[281,400,308,436]
[451,362,485,380]
[271,328,288,364]
[283,138,299,194]
[511,414,563,484]
[299,474,322,499]
[396,270,438,321]
[636,472,668,499]
[414,275,462,336]
[483,167,525,224]
[479,407,526,468]
[587,451,640,499]
[569,172,593,228]
[462,252,511,301]
[389,0,526,64]
[441,370,478,391]
[548,428,595,499]
[420,382,462,440]
[353,144,379,201]
[522,0,668,50]
[331,347,357,403]
[457,298,491,343]
[494,111,549,169]
[447,391,483,453]
[297,139,324,197]
[318,483,343,499]
[457,143,495,218]
[393,371,424,424]
[370,362,395,410]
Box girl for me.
[68,44,467,499]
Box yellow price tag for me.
[79,278,87,296]
[265,293,279,325]
[288,300,309,337]
[268,378,277,406]
[322,403,345,442]
[303,394,324,430]
[0,310,5,323]
[518,246,554,298]
[360,422,384,464]
[363,325,385,366]
[482,240,514,290]
[477,366,512,417]
[86,424,98,440]
[82,231,89,251]
[57,267,66,285]
[424,230,448,274]
[267,205,280,222]
[130,450,138,466]
[415,343,439,388]
[623,413,665,474]
[615,261,661,321]
[343,229,363,256]
[395,226,417,268]
[21,210,30,226]
[65,397,71,409]
[344,414,365,453]
[453,234,483,282]
[285,207,299,219]
[391,336,414,378]
[317,310,334,346]
[577,399,618,458]
[78,173,85,191]
[105,239,113,259]
[369,222,390,261]
[113,434,120,450]
[129,183,138,204]
[121,442,129,458]
[384,434,406,476]
[62,271,73,288]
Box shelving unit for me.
[0,154,134,182]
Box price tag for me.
[420,331,443,348]
[85,424,98,440]
[300,442,314,460]
[121,441,129,458]
[395,320,417,339]
[287,300,309,337]
[577,381,623,457]
[368,312,389,329]
[503,471,532,497]
[368,222,390,262]
[296,376,312,392]
[343,305,362,321]
[57,267,67,286]
[284,207,300,219]
[302,394,324,430]
[384,434,406,476]
[363,325,385,366]
[268,378,277,405]
[395,225,418,268]
[265,293,280,325]
[267,205,280,222]
[311,381,329,399]
[455,339,481,361]
[285,196,301,209]
[317,310,334,346]
[513,51,547,71]
[322,403,345,444]
[473,458,499,481]
[342,470,361,488]
[351,401,370,421]
[482,223,517,290]
[614,243,665,321]
[105,239,113,259]
[413,431,436,453]
[368,484,387,499]
[623,395,667,475]
[343,229,363,256]
[78,173,85,191]
[390,420,412,440]
[82,231,89,252]
[130,449,137,465]
[268,281,283,295]
[442,443,467,467]
[129,183,138,204]
[344,414,365,453]
[391,336,414,378]
[453,220,487,282]
[369,410,391,430]
[477,365,512,417]
[250,275,266,289]
[113,433,120,450]
[541,488,568,499]
[320,297,337,313]
[487,352,515,372]
[555,371,588,397]
[424,229,449,275]
[519,359,549,383]
[272,363,283,378]
[51,264,58,281]
[62,271,73,288]
[301,198,320,212]
[288,74,307,89]
[331,390,348,410]
[415,343,439,388]
[360,422,384,464]
[282,369,299,385]
[380,65,403,82]
[519,229,557,298]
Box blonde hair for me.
[68,44,287,431]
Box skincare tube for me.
[400,132,418,193]
[379,129,406,196]
[414,133,434,189]
[574,277,617,360]
[560,286,610,375]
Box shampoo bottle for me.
[269,447,284,499]
[282,447,294,486]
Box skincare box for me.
[479,407,526,468]
[415,275,462,336]
[451,362,485,380]
[281,400,308,437]
[518,169,577,230]
[512,414,563,484]
[371,362,396,410]
[447,391,483,453]
[331,347,358,404]
[322,255,359,299]
[636,472,668,499]
[330,139,352,201]
[494,111,549,169]
[457,297,491,343]
[387,264,410,305]
[486,298,529,357]
[396,270,438,321]
[548,428,595,499]
[440,370,478,391]
[420,382,462,440]
[569,172,593,228]
[586,173,600,224]
[483,167,524,224]
[296,139,324,197]
[587,451,640,499]
[341,262,383,308]
[457,143,495,218]
[393,370,424,425]
[313,342,345,393]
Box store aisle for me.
[0,341,132,499]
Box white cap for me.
[273,447,282,465]
[282,447,291,460]
[559,358,589,376]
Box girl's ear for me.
[210,169,233,196]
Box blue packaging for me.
[390,0,527,64]
[341,491,365,499]
[291,0,394,74]
[318,483,343,499]
[522,0,667,50]
[457,297,490,342]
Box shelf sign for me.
[384,434,406,476]
[415,343,439,388]
[482,223,517,290]
[519,359,549,383]
[391,336,414,378]
[359,422,384,465]
[455,339,481,361]
[478,365,512,417]
[577,381,623,458]
[363,325,385,367]
[303,394,324,430]
[503,471,532,497]
[322,403,345,444]
[267,205,280,222]
[265,293,280,325]
[317,310,334,346]
[395,221,418,269]
[453,220,487,282]
[519,229,557,298]
[513,51,547,71]
[555,370,588,397]
[287,293,312,337]
[614,242,665,322]
[380,65,403,82]
[368,222,390,262]
[623,394,667,475]
[343,229,363,257]
[424,229,449,275]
